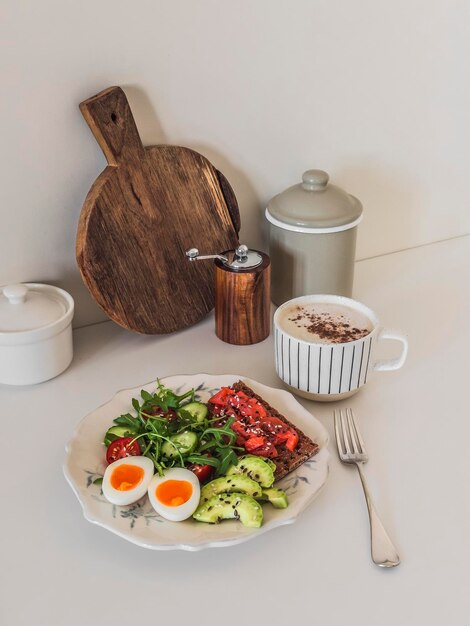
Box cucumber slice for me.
[103,425,138,447]
[162,431,198,458]
[177,401,208,423]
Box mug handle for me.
[373,328,408,372]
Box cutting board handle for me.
[80,86,145,166]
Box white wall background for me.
[1,0,469,327]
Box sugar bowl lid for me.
[0,283,74,339]
[266,170,363,233]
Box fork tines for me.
[334,408,368,462]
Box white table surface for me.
[2,235,469,626]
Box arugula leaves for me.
[106,381,239,477]
[140,382,195,413]
[114,413,142,429]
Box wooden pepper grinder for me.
[186,245,271,345]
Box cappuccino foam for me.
[278,302,373,344]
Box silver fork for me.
[334,408,400,568]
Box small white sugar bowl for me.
[0,283,74,385]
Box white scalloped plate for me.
[64,374,329,551]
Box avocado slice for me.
[200,475,262,503]
[226,456,275,488]
[258,487,288,509]
[238,454,276,472]
[264,459,277,472]
[193,493,263,528]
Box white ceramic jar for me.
[0,283,74,385]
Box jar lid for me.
[0,283,72,333]
[266,169,363,233]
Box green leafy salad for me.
[103,381,242,478]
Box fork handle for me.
[355,463,401,568]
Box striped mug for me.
[273,295,408,401]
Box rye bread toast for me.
[231,381,319,481]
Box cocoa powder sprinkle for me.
[288,306,370,343]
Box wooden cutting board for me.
[76,86,240,334]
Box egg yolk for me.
[156,480,193,507]
[110,464,144,491]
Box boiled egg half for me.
[148,467,200,521]
[102,456,154,506]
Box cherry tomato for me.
[235,435,246,447]
[227,391,251,405]
[188,462,213,483]
[106,437,141,464]
[248,441,279,458]
[275,429,299,451]
[243,402,267,420]
[231,420,250,439]
[259,416,299,451]
[227,393,267,420]
[209,388,234,405]
[209,388,267,420]
[236,403,267,421]
[142,406,177,421]
[209,404,224,417]
[245,436,266,451]
[231,417,265,439]
[259,416,287,436]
